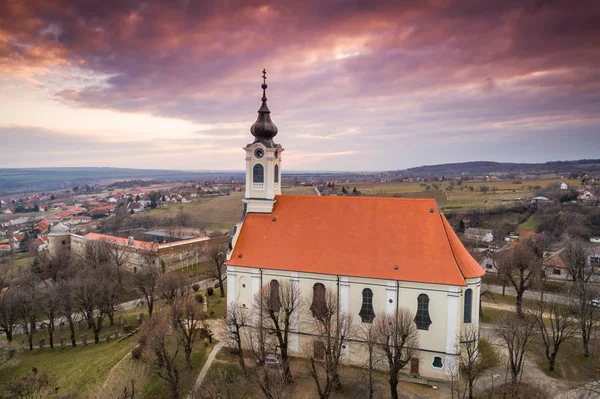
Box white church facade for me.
[226,71,485,381]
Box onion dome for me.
[250,69,278,144]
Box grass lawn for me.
[170,260,213,278]
[530,336,600,382]
[516,214,538,233]
[481,291,541,310]
[0,333,138,395]
[480,306,515,324]
[199,285,227,319]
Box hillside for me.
[399,159,600,177]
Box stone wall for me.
[158,236,229,272]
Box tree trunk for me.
[28,334,33,351]
[468,378,474,399]
[549,352,557,371]
[67,314,76,347]
[108,310,115,326]
[93,323,101,344]
[148,300,154,318]
[47,325,54,349]
[389,374,399,399]
[236,338,246,376]
[4,330,13,342]
[218,276,225,298]
[581,318,590,357]
[185,345,192,369]
[515,292,524,318]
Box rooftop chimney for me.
[128,236,134,246]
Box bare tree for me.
[131,256,162,317]
[141,313,182,399]
[171,296,206,369]
[304,290,350,399]
[256,279,300,384]
[73,269,111,344]
[57,279,77,347]
[457,326,498,399]
[246,309,294,399]
[356,322,381,399]
[17,274,39,351]
[4,368,58,398]
[192,369,252,399]
[563,235,600,357]
[0,283,19,343]
[40,284,61,349]
[531,298,578,371]
[206,241,228,298]
[498,243,543,317]
[226,302,248,376]
[372,309,420,399]
[498,315,536,386]
[158,273,190,306]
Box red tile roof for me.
[84,233,157,251]
[227,195,484,286]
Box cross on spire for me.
[262,69,267,85]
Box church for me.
[226,71,485,381]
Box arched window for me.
[464,289,473,323]
[414,294,432,330]
[274,164,279,183]
[268,279,282,313]
[432,356,443,368]
[310,283,327,319]
[359,288,375,323]
[253,163,264,183]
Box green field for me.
[347,178,579,211]
[138,185,315,229]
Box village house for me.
[225,74,484,381]
[464,227,494,244]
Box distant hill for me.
[0,167,243,194]
[399,159,600,177]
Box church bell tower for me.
[243,70,284,213]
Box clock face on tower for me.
[254,148,264,159]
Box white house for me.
[226,73,484,381]
[560,182,568,190]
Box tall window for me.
[253,163,264,183]
[268,279,281,313]
[464,289,472,323]
[310,283,327,319]
[274,164,279,183]
[415,294,432,330]
[359,288,376,323]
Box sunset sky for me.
[1,0,599,171]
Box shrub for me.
[192,283,200,292]
[207,287,214,296]
[131,344,143,359]
[195,293,204,304]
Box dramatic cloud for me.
[0,0,599,170]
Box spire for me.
[250,69,278,144]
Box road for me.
[485,284,570,304]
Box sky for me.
[1,0,599,171]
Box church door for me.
[410,358,419,375]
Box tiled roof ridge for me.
[276,194,436,202]
[439,212,467,280]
